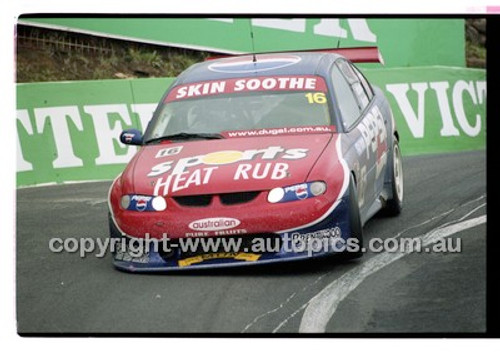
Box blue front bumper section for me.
[111,196,354,272]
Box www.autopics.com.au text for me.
[48,233,462,258]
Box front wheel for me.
[384,139,404,216]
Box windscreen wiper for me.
[145,132,224,144]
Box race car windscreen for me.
[144,75,334,141]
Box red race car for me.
[108,47,403,271]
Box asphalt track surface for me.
[17,150,486,334]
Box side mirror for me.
[120,129,143,146]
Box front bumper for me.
[110,193,355,272]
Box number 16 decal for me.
[305,92,327,104]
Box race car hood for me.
[122,134,334,196]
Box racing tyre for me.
[342,173,364,260]
[108,212,121,239]
[384,139,404,216]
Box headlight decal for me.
[121,195,167,211]
[268,181,327,203]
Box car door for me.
[330,59,378,217]
[350,64,389,200]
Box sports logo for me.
[208,55,301,74]
[148,146,308,177]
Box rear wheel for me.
[384,139,404,216]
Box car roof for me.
[175,52,343,84]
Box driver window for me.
[331,63,361,130]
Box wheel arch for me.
[394,130,400,142]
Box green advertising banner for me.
[364,67,486,155]
[16,67,485,187]
[18,18,465,68]
[16,78,174,187]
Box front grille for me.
[220,191,260,205]
[172,191,260,207]
[173,195,212,207]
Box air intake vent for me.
[173,195,212,207]
[173,191,260,207]
[220,191,260,205]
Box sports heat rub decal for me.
[165,75,328,102]
[148,146,309,196]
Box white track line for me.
[252,196,485,333]
[242,272,329,332]
[270,202,484,333]
[242,291,297,333]
[298,214,486,333]
[273,302,309,333]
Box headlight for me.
[267,181,327,203]
[120,195,131,209]
[151,196,167,211]
[120,194,167,212]
[268,187,285,203]
[310,181,327,196]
